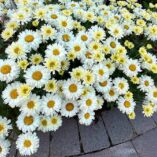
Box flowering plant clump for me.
[0,0,157,156]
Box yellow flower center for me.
[81,35,88,41]
[129,64,136,71]
[109,89,115,96]
[53,49,60,56]
[66,103,74,111]
[46,29,52,34]
[32,71,43,81]
[119,83,124,89]
[14,47,20,54]
[0,124,4,132]
[51,118,57,124]
[27,101,35,109]
[47,100,55,108]
[99,81,107,87]
[62,34,70,42]
[24,116,34,125]
[144,81,149,86]
[85,51,92,59]
[86,99,92,106]
[51,14,58,19]
[69,84,77,93]
[74,46,81,52]
[153,92,157,98]
[84,113,90,119]
[110,42,116,48]
[0,65,11,74]
[124,101,131,108]
[24,140,32,148]
[62,21,67,27]
[24,35,34,43]
[10,89,18,99]
[41,119,47,126]
[98,69,104,76]
[124,25,129,30]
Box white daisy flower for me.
[16,132,39,156]
[78,110,95,126]
[0,139,10,157]
[57,16,73,30]
[2,82,24,108]
[0,59,20,83]
[40,24,56,41]
[79,93,97,111]
[49,114,62,131]
[109,25,124,40]
[93,63,109,81]
[62,79,83,100]
[19,94,41,115]
[104,87,119,102]
[38,116,50,133]
[16,113,40,132]
[61,100,78,117]
[117,97,136,114]
[138,75,154,92]
[114,77,129,95]
[41,93,62,116]
[5,42,28,60]
[18,30,42,51]
[24,65,51,88]
[76,31,91,44]
[0,116,12,138]
[45,43,67,60]
[34,8,47,21]
[122,59,141,77]
[95,79,112,93]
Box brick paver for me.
[78,142,139,157]
[132,128,157,157]
[101,108,135,145]
[78,117,110,153]
[50,118,80,157]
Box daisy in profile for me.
[41,94,62,116]
[49,114,62,131]
[0,139,10,157]
[16,113,40,132]
[5,42,28,60]
[16,132,39,156]
[1,28,14,41]
[0,59,20,83]
[93,63,109,81]
[38,116,50,132]
[62,79,83,99]
[104,87,119,102]
[24,65,51,88]
[0,116,12,138]
[19,94,41,115]
[30,54,43,65]
[40,24,56,41]
[2,82,24,108]
[95,95,104,110]
[122,59,141,77]
[78,110,95,126]
[45,43,67,60]
[18,30,42,50]
[138,75,154,92]
[61,100,78,117]
[79,93,97,111]
[117,97,136,114]
[114,77,129,95]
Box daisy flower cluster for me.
[0,0,157,156]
